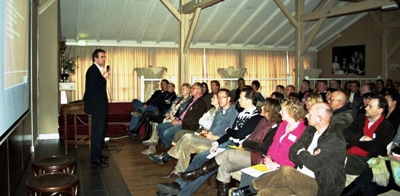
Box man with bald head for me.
[328,91,353,131]
[247,103,346,196]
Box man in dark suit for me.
[83,49,109,167]
[343,95,395,175]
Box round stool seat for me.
[25,173,78,196]
[32,155,76,176]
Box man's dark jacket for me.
[180,96,207,130]
[343,114,395,158]
[289,125,346,196]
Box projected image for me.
[4,0,29,88]
[0,0,30,141]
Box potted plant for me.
[60,37,78,82]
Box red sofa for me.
[58,102,144,139]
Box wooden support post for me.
[295,0,305,88]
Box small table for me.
[25,173,78,196]
[32,155,76,176]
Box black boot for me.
[177,157,219,181]
[231,185,254,196]
[141,117,152,141]
[128,116,146,136]
[216,180,230,196]
[341,182,361,196]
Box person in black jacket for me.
[83,49,110,167]
[128,79,176,137]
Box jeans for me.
[129,99,158,130]
[177,142,230,196]
[157,122,182,149]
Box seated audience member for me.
[234,103,346,196]
[234,78,245,106]
[341,147,400,196]
[155,82,207,152]
[275,85,286,98]
[141,83,192,155]
[349,81,361,104]
[251,80,265,102]
[155,86,263,196]
[148,89,238,170]
[343,95,396,175]
[285,85,295,98]
[157,98,281,196]
[304,92,323,111]
[299,80,313,104]
[393,126,400,149]
[386,79,393,88]
[201,98,306,196]
[203,80,220,110]
[128,79,176,137]
[368,82,379,95]
[355,92,374,116]
[344,81,351,92]
[377,79,386,95]
[141,83,177,141]
[270,92,284,102]
[201,82,209,97]
[393,81,400,93]
[325,87,337,103]
[330,79,342,90]
[385,88,400,130]
[329,91,354,130]
[316,80,328,103]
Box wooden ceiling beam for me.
[184,7,201,53]
[182,0,224,14]
[273,0,299,29]
[300,0,396,22]
[160,0,182,22]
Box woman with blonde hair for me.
[305,92,324,111]
[141,83,192,155]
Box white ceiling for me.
[60,0,369,51]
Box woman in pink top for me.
[232,97,308,196]
[264,97,307,169]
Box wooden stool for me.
[32,155,76,176]
[25,173,78,196]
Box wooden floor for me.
[111,135,219,195]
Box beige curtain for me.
[241,50,291,97]
[67,46,293,102]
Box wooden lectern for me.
[62,101,92,154]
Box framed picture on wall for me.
[331,45,365,76]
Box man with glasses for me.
[151,82,207,154]
[328,91,353,131]
[148,89,237,171]
[343,95,395,175]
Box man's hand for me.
[102,72,109,79]
[206,132,219,140]
[143,104,148,109]
[172,119,179,126]
[363,136,373,141]
[314,148,321,156]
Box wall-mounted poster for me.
[332,45,365,76]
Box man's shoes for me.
[141,146,156,155]
[156,182,181,195]
[156,191,177,196]
[92,160,109,167]
[231,185,254,196]
[100,155,109,162]
[148,154,166,166]
[130,111,143,116]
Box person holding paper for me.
[189,97,305,196]
[156,86,262,196]
[234,103,347,196]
